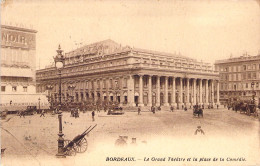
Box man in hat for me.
[92,110,95,121]
[138,107,141,115]
[194,126,205,135]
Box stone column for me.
[93,80,97,104]
[179,78,183,108]
[199,79,203,105]
[139,75,144,106]
[127,75,135,107]
[105,79,109,101]
[186,78,190,107]
[120,77,124,106]
[148,75,152,107]
[171,77,176,107]
[164,76,169,106]
[89,80,93,102]
[205,79,209,106]
[100,79,104,102]
[156,76,160,106]
[217,80,220,105]
[113,78,117,102]
[193,79,197,105]
[212,80,215,105]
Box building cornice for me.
[1,25,37,33]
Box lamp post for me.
[54,45,65,158]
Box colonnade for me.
[42,74,220,108]
[129,75,220,108]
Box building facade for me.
[36,39,220,108]
[0,25,48,109]
[215,53,260,105]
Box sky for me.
[1,0,260,69]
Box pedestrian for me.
[71,109,74,117]
[40,109,45,117]
[170,106,174,112]
[92,111,95,121]
[152,107,155,114]
[184,106,187,111]
[194,126,205,135]
[217,104,219,109]
[19,111,25,118]
[138,107,141,115]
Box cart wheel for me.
[64,140,76,156]
[75,137,88,153]
[66,147,76,156]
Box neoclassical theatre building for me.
[36,39,220,108]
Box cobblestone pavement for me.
[1,108,259,166]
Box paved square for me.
[1,108,259,166]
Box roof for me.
[132,47,195,61]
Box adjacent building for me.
[36,39,220,108]
[215,53,260,105]
[0,25,48,110]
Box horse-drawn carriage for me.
[107,106,124,115]
[63,124,97,156]
[70,108,79,118]
[232,101,258,116]
[193,105,203,117]
[18,106,37,116]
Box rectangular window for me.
[115,80,119,88]
[144,77,148,88]
[12,86,17,92]
[1,86,6,92]
[242,73,246,79]
[23,86,27,92]
[86,81,88,89]
[243,65,246,71]
[103,80,106,88]
[246,83,248,88]
[124,78,127,88]
[97,80,100,89]
[248,73,251,79]
[109,79,113,88]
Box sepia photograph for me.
[1,0,260,165]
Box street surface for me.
[1,108,259,166]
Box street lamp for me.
[54,44,65,158]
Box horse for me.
[193,108,203,117]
